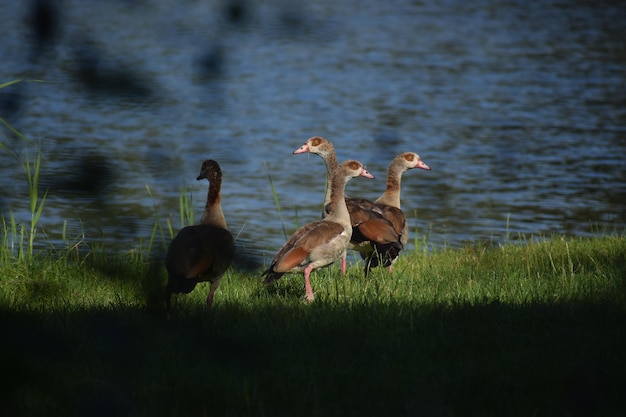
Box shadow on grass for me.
[1,300,625,417]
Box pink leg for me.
[341,256,347,275]
[206,279,221,307]
[303,265,315,302]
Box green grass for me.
[1,234,625,417]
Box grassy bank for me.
[1,234,625,417]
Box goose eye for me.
[405,153,415,162]
[312,138,321,146]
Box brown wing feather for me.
[346,198,400,245]
[273,246,309,273]
[377,206,406,239]
[186,252,216,278]
[361,205,408,273]
[166,225,234,282]
[346,198,382,223]
[299,221,345,250]
[269,222,319,266]
[268,220,346,273]
[355,218,399,244]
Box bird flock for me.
[165,136,430,310]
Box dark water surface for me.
[1,0,625,269]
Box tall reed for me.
[1,80,48,261]
[264,161,289,241]
[23,148,47,258]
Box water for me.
[1,0,625,270]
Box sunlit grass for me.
[2,230,623,311]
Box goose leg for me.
[206,278,222,307]
[303,265,315,302]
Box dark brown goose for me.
[262,160,374,301]
[165,159,235,310]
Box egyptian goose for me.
[165,159,235,310]
[294,137,430,276]
[355,151,430,276]
[293,136,347,270]
[262,160,374,301]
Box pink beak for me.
[417,159,431,170]
[293,144,309,155]
[360,168,375,179]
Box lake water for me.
[1,0,625,270]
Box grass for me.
[1,233,625,417]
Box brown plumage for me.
[262,160,374,301]
[294,136,430,277]
[165,159,235,310]
[356,152,430,275]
